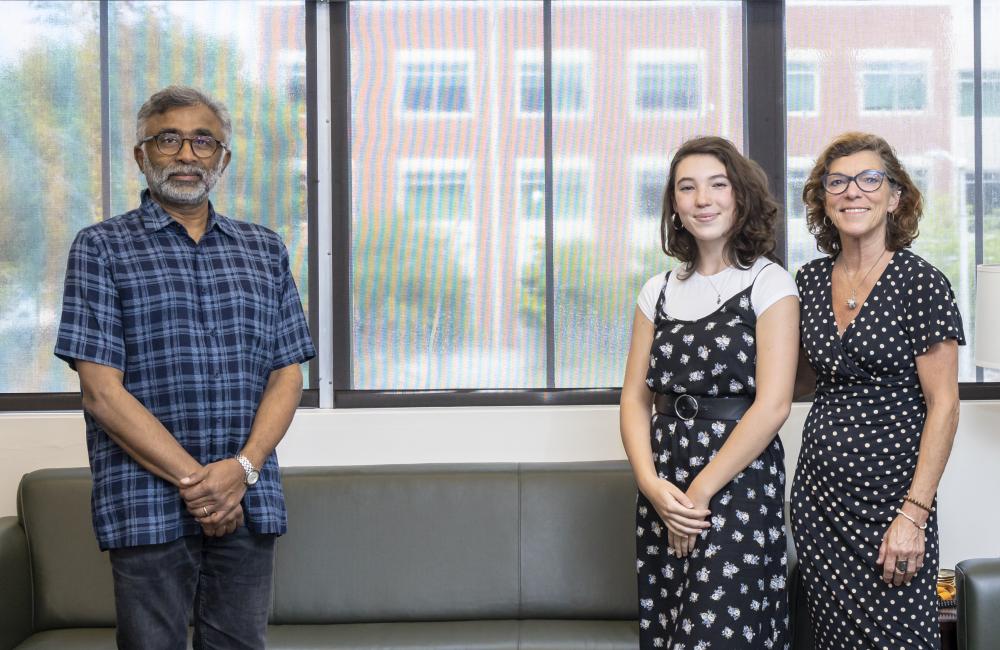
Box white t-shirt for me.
[637,257,798,323]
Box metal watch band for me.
[235,453,257,481]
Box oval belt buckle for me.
[674,394,699,420]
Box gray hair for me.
[135,86,233,146]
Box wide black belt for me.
[654,393,752,421]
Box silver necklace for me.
[840,249,887,310]
[702,268,729,305]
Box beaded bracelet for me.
[903,495,933,513]
[895,508,928,531]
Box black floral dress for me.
[791,249,965,650]
[636,270,789,650]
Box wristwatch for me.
[235,453,260,486]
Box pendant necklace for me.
[840,248,887,310]
[703,267,729,305]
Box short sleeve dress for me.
[791,248,965,650]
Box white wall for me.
[2,401,998,568]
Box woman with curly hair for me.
[791,132,965,649]
[620,135,799,649]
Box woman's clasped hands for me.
[640,476,711,558]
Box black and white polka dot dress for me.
[791,249,965,650]
[636,271,789,650]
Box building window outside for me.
[862,60,928,112]
[398,161,471,223]
[631,160,670,223]
[965,171,1000,216]
[631,50,702,114]
[517,50,590,117]
[516,159,592,234]
[959,70,1000,117]
[398,51,473,115]
[787,60,818,114]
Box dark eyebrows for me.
[676,173,729,184]
[154,128,217,138]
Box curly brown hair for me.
[660,136,780,278]
[802,132,922,255]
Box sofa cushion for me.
[519,463,636,620]
[266,621,518,649]
[18,468,115,630]
[517,620,639,649]
[271,465,521,624]
[13,628,116,649]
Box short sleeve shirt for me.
[54,191,316,550]
[637,257,798,323]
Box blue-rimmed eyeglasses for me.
[820,169,892,195]
[138,132,230,159]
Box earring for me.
[672,213,683,231]
[887,210,894,220]
[822,214,832,227]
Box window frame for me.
[395,49,475,119]
[858,49,932,116]
[515,48,592,119]
[628,48,705,118]
[515,156,594,240]
[396,157,474,225]
[786,50,820,116]
[7,0,1000,411]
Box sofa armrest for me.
[0,516,32,650]
[957,557,1000,650]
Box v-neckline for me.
[829,251,896,340]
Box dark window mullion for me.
[743,0,786,262]
[543,0,555,389]
[331,0,354,399]
[100,1,110,222]
[974,0,984,382]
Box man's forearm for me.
[239,363,303,469]
[78,361,201,486]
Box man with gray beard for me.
[54,86,315,649]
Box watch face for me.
[247,470,260,486]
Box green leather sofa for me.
[956,558,1000,650]
[0,462,818,650]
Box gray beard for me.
[141,153,225,206]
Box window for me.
[516,158,592,235]
[785,165,817,273]
[632,162,668,222]
[965,172,1000,216]
[630,50,702,114]
[398,160,471,223]
[861,59,928,112]
[398,50,473,115]
[959,70,1000,117]
[517,50,591,117]
[787,59,818,114]
[0,0,310,395]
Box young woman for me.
[620,136,799,649]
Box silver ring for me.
[896,559,908,573]
[202,506,210,517]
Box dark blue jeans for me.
[109,527,275,650]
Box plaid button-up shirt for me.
[55,191,315,550]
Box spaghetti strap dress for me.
[636,267,789,650]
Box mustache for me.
[164,164,206,180]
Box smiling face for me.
[672,153,737,246]
[824,150,900,245]
[133,103,231,208]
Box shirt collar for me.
[138,189,237,239]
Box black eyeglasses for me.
[138,132,229,158]
[820,169,892,195]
